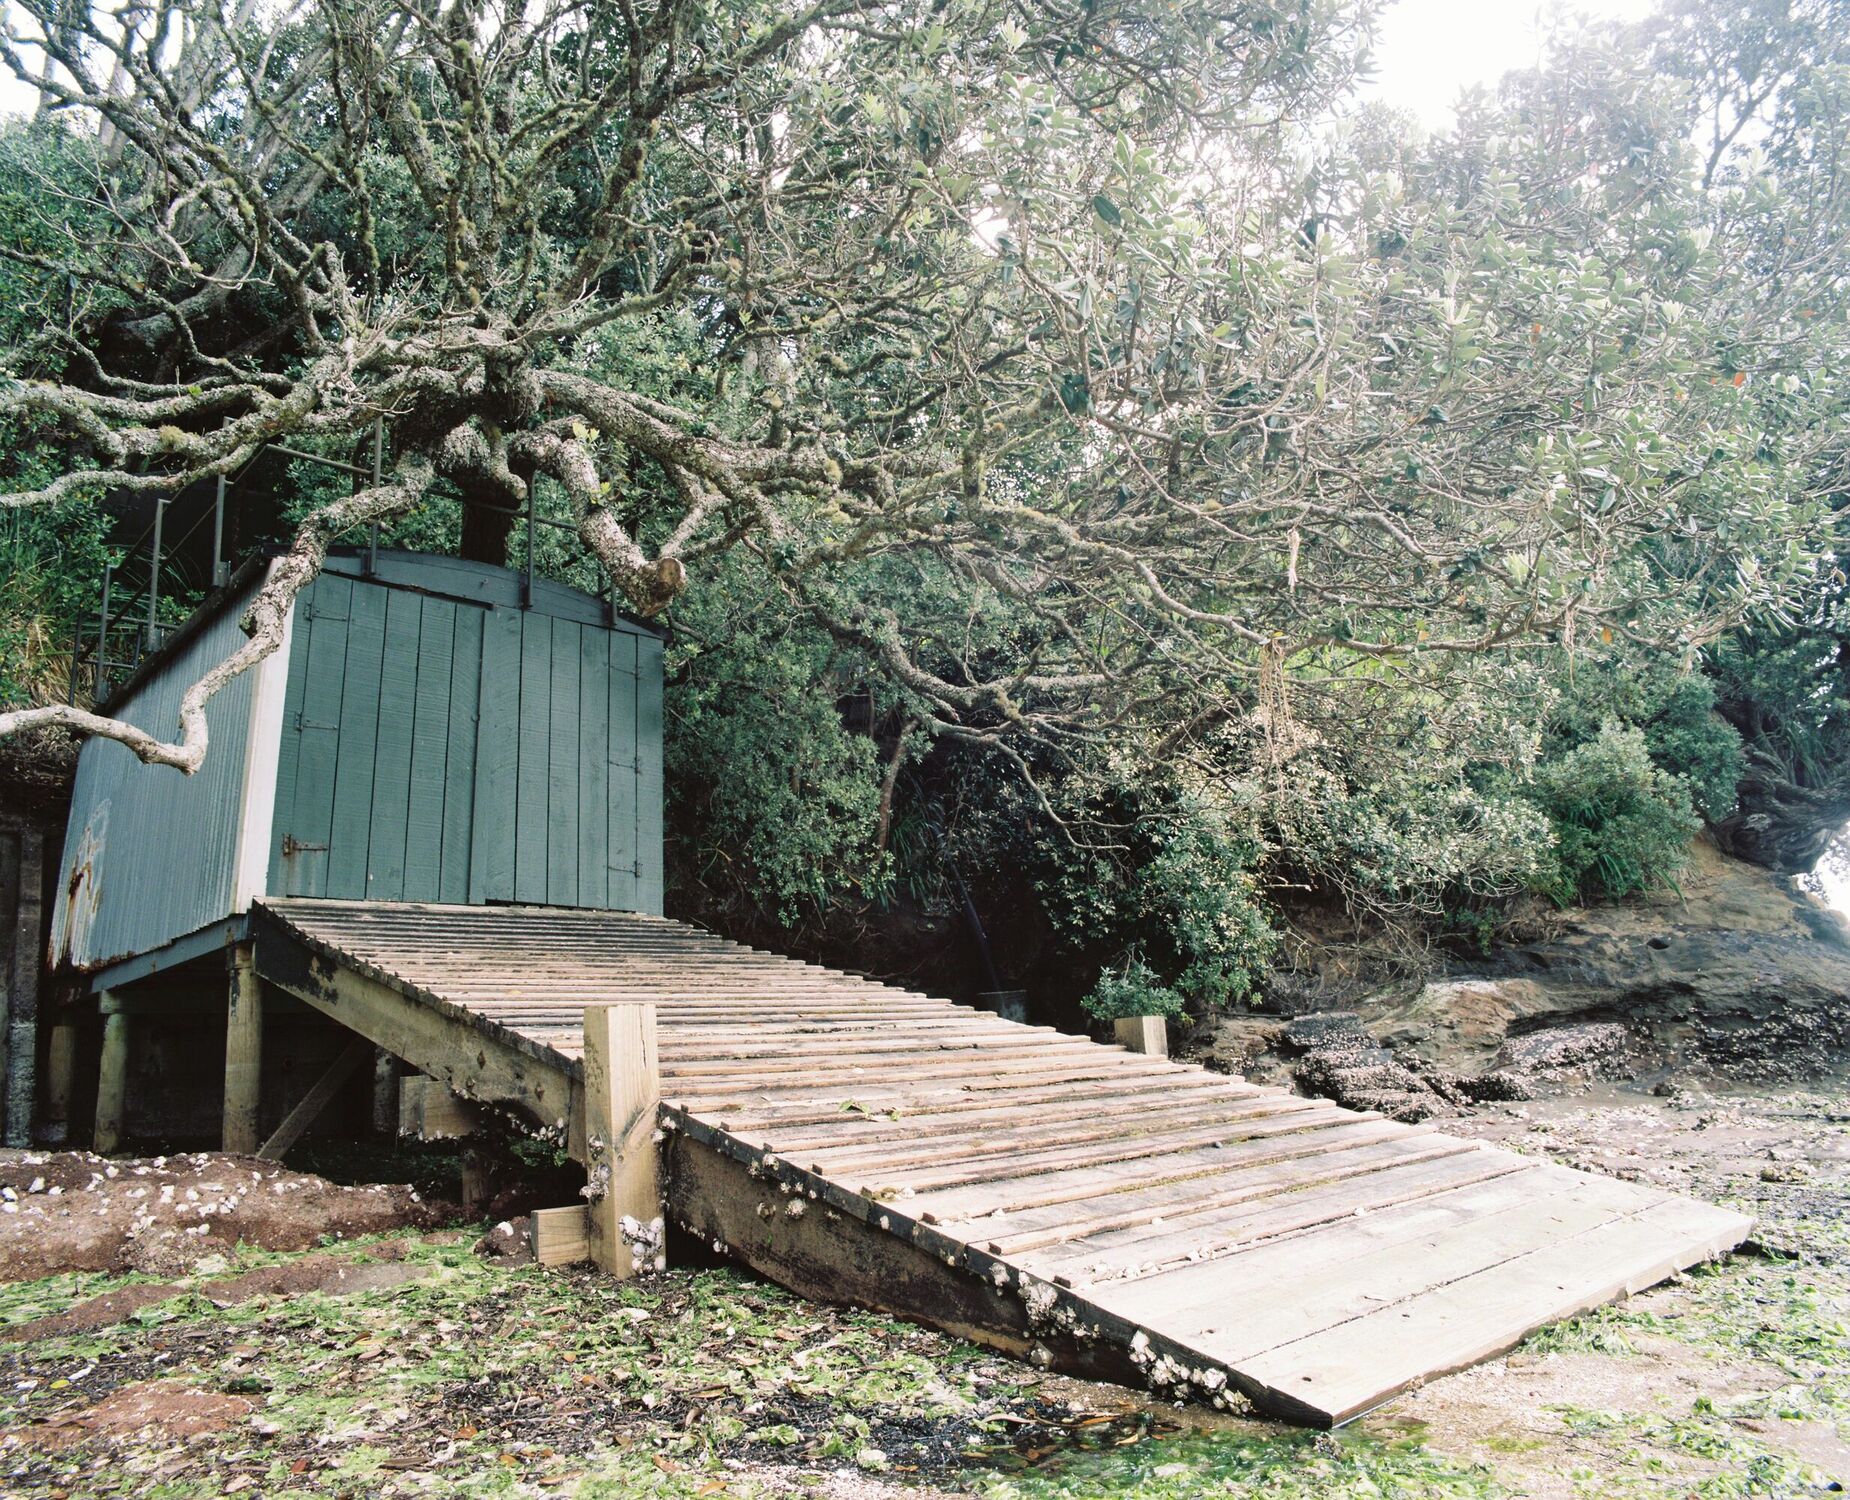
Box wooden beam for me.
[398,1075,482,1139]
[252,927,581,1152]
[257,1036,372,1161]
[1114,1016,1167,1057]
[582,1003,662,1278]
[370,1048,400,1136]
[223,944,264,1154]
[93,1002,129,1155]
[531,1205,592,1265]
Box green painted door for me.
[467,607,658,911]
[272,580,486,902]
[273,582,661,913]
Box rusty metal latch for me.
[280,834,329,856]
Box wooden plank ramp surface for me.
[249,898,1752,1427]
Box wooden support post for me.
[41,1015,78,1145]
[94,997,129,1155]
[582,1003,663,1278]
[257,1036,371,1161]
[370,1048,400,1137]
[1114,1015,1168,1057]
[3,820,45,1147]
[223,944,264,1154]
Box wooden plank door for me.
[467,606,658,913]
[273,578,486,901]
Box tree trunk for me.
[459,493,518,568]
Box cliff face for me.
[1412,839,1850,1083]
[1212,840,1850,1115]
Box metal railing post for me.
[212,475,228,586]
[146,497,166,650]
[95,562,113,700]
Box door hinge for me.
[280,834,329,856]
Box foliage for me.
[1550,657,1744,822]
[1708,616,1850,874]
[666,557,899,927]
[1035,780,1274,1016]
[0,495,112,709]
[0,0,1844,818]
[1081,959,1185,1023]
[1527,724,1702,903]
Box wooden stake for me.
[582,1002,662,1278]
[1114,1015,1168,1057]
[42,1016,78,1145]
[94,998,129,1155]
[223,944,264,1153]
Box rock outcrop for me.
[1209,839,1850,1105]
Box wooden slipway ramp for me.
[249,898,1752,1427]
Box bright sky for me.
[1365,0,1660,128]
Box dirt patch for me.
[0,1149,446,1281]
[18,1378,252,1452]
[2,1240,433,1342]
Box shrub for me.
[1034,781,1275,1017]
[1551,657,1743,821]
[1081,960,1185,1022]
[1527,723,1701,903]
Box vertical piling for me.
[582,1002,662,1279]
[223,944,264,1153]
[94,996,130,1154]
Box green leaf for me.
[1092,194,1122,228]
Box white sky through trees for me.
[1364,0,1658,127]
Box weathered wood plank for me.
[468,607,521,902]
[1231,1197,1754,1425]
[326,580,388,898]
[403,595,457,902]
[280,575,354,897]
[1023,1148,1529,1287]
[634,636,664,913]
[531,1205,591,1265]
[577,625,610,909]
[607,631,639,909]
[547,616,582,907]
[514,614,552,904]
[1121,1167,1654,1362]
[438,604,483,902]
[368,586,423,898]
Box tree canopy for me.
[0,0,1845,1005]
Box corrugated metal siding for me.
[270,554,662,915]
[51,590,263,969]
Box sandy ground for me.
[0,1078,1843,1497]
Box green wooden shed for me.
[51,550,665,979]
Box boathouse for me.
[42,547,1751,1428]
